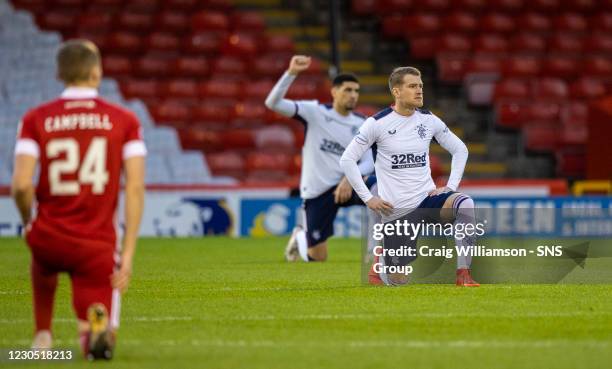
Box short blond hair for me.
[388,66,421,92]
[57,39,101,84]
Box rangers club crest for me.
[416,123,427,139]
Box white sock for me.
[296,228,309,262]
[453,195,476,270]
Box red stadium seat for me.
[88,0,122,12]
[527,0,560,12]
[352,0,377,15]
[382,15,405,38]
[403,14,441,37]
[516,12,552,33]
[12,0,47,14]
[199,79,242,99]
[355,105,381,118]
[106,32,143,54]
[184,32,224,54]
[77,13,112,31]
[150,100,192,124]
[473,34,508,55]
[244,80,275,100]
[192,11,229,31]
[494,79,530,100]
[561,102,588,125]
[120,79,160,99]
[569,78,607,100]
[39,11,77,32]
[591,13,612,32]
[221,33,259,56]
[527,101,560,122]
[437,34,472,54]
[54,0,85,6]
[409,36,437,59]
[162,80,199,99]
[262,35,295,54]
[421,0,451,11]
[221,129,256,149]
[523,123,558,152]
[436,55,468,83]
[124,0,159,13]
[192,101,232,122]
[465,57,503,74]
[102,55,132,76]
[211,56,247,76]
[254,126,295,150]
[444,12,478,33]
[509,34,546,55]
[286,80,319,100]
[172,57,209,78]
[548,33,583,55]
[495,101,529,129]
[254,54,289,77]
[246,152,292,172]
[488,0,525,12]
[115,11,154,32]
[554,13,588,33]
[377,0,413,14]
[200,0,233,11]
[156,12,190,33]
[561,0,597,12]
[480,13,516,33]
[584,57,612,77]
[145,32,180,52]
[453,0,487,13]
[232,102,267,126]
[585,34,612,55]
[232,12,266,32]
[133,57,171,77]
[163,0,197,11]
[541,57,579,79]
[532,78,568,101]
[503,57,541,78]
[207,151,246,178]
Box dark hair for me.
[388,66,421,92]
[332,73,359,87]
[57,39,101,84]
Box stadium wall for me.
[5,180,611,239]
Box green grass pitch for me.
[1,237,611,368]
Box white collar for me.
[61,87,98,99]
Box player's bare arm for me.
[11,154,37,227]
[111,156,145,294]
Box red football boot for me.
[456,268,480,287]
[368,255,384,285]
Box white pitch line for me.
[1,339,609,349]
[1,311,609,325]
[0,316,193,324]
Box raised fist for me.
[287,55,311,75]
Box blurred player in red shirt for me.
[11,40,146,360]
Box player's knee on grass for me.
[308,242,328,261]
[388,272,409,286]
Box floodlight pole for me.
[328,0,341,78]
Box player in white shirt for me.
[265,55,375,262]
[340,66,480,287]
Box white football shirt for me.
[265,72,374,199]
[340,107,468,216]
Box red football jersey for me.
[15,88,146,248]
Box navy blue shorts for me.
[302,186,364,247]
[383,191,457,267]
